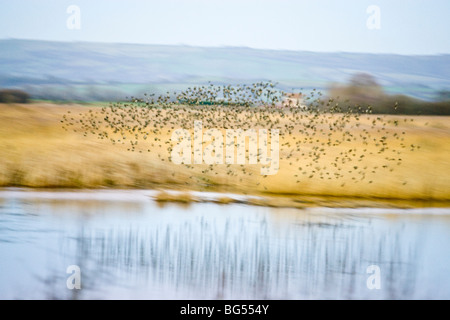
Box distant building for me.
[282,93,305,108]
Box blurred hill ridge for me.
[1,39,449,101]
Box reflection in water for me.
[0,191,449,299]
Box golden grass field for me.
[0,101,449,206]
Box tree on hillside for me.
[328,73,384,106]
[0,89,30,103]
[347,73,384,97]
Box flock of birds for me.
[61,81,419,188]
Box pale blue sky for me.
[1,0,449,54]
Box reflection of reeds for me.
[58,207,419,299]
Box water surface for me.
[0,189,449,299]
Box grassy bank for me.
[0,102,449,202]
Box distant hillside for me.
[0,39,449,101]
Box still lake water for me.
[0,189,449,300]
